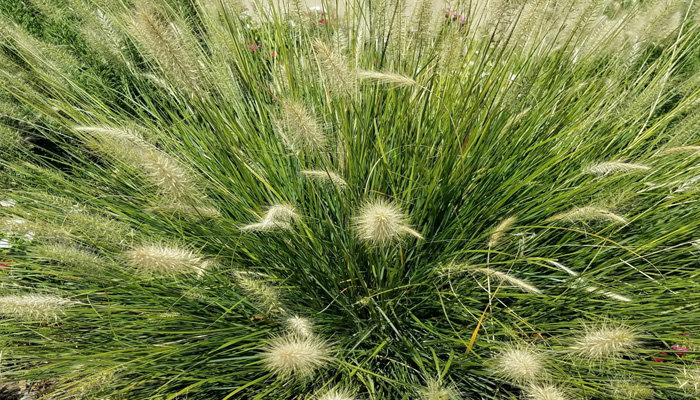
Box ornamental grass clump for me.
[1,0,700,398]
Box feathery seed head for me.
[75,125,151,167]
[277,99,326,154]
[0,198,16,207]
[611,380,654,399]
[130,3,201,90]
[262,334,331,378]
[0,127,21,152]
[141,150,198,201]
[74,125,147,149]
[358,70,417,87]
[678,367,700,394]
[125,244,208,276]
[0,294,77,322]
[76,126,199,201]
[583,285,631,302]
[473,267,542,294]
[287,316,314,337]
[488,215,517,247]
[241,203,299,232]
[654,146,700,157]
[301,170,348,188]
[233,270,281,310]
[354,199,422,245]
[494,346,546,383]
[34,243,106,271]
[313,39,356,96]
[418,381,458,400]
[147,203,221,218]
[570,323,637,359]
[545,206,627,225]
[583,161,650,176]
[524,384,568,400]
[63,209,133,245]
[316,389,355,400]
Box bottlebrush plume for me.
[488,215,517,247]
[240,203,299,232]
[74,125,146,148]
[418,381,458,400]
[472,267,542,294]
[277,99,326,154]
[313,39,356,96]
[654,146,700,157]
[34,243,106,271]
[141,150,199,202]
[129,3,201,90]
[611,380,654,399]
[547,261,631,302]
[301,170,348,188]
[494,346,546,383]
[524,384,569,400]
[0,198,16,207]
[232,270,281,310]
[545,206,627,224]
[678,367,700,394]
[570,323,637,359]
[63,209,133,245]
[76,126,199,201]
[583,285,631,302]
[125,244,208,276]
[287,316,314,337]
[583,161,650,176]
[262,334,331,378]
[353,199,423,245]
[74,125,147,165]
[357,70,417,86]
[317,389,355,400]
[0,294,77,322]
[147,203,221,218]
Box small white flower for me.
[0,238,11,249]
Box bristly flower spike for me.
[494,345,546,383]
[354,199,423,246]
[0,294,78,322]
[570,322,638,359]
[240,204,299,232]
[262,334,331,378]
